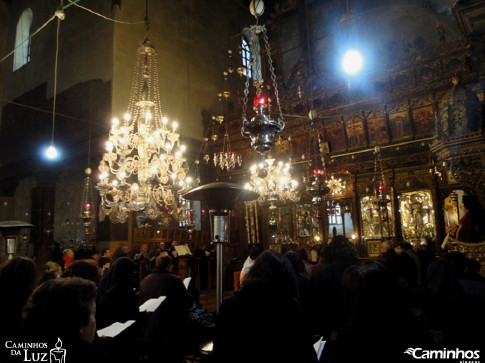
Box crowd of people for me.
[0,236,484,362]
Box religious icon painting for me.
[345,120,367,149]
[412,105,435,137]
[326,124,347,152]
[389,110,412,141]
[366,115,389,146]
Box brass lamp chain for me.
[262,26,284,126]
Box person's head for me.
[101,248,111,258]
[328,235,356,262]
[23,277,97,343]
[245,250,299,298]
[462,195,482,214]
[465,258,482,274]
[140,243,148,253]
[248,244,264,260]
[98,257,136,294]
[0,256,37,290]
[295,247,309,262]
[155,254,173,271]
[342,260,406,325]
[91,250,100,261]
[318,244,331,263]
[120,243,130,254]
[398,242,413,251]
[285,251,306,276]
[412,242,422,253]
[44,261,62,277]
[63,249,74,258]
[443,251,468,277]
[62,260,102,285]
[159,242,165,250]
[380,241,392,254]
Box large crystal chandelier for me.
[241,1,285,159]
[244,158,299,204]
[96,35,190,224]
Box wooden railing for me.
[133,228,210,248]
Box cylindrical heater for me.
[183,182,258,311]
[0,221,34,260]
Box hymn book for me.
[139,296,167,313]
[313,336,326,360]
[183,277,191,289]
[97,320,136,338]
[174,245,192,256]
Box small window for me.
[179,199,193,228]
[241,36,252,79]
[328,202,343,225]
[13,8,33,72]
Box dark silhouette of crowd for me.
[0,236,483,363]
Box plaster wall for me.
[112,0,252,142]
[1,0,113,102]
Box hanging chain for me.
[262,26,284,127]
[318,135,328,183]
[242,71,250,124]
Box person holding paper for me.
[96,257,141,362]
[22,277,113,363]
[213,250,318,363]
[139,254,193,362]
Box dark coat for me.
[95,257,141,362]
[214,280,318,363]
[139,268,192,361]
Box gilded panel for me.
[412,105,435,137]
[326,124,347,153]
[345,120,367,149]
[366,112,389,146]
[389,110,412,141]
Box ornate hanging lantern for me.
[241,1,285,160]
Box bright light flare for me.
[45,145,58,159]
[342,49,363,74]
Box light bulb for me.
[342,49,363,74]
[45,145,58,159]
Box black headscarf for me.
[97,257,136,301]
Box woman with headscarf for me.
[95,257,141,362]
[314,235,359,336]
[214,250,318,363]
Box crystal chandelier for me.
[96,34,190,224]
[241,2,285,159]
[244,158,299,204]
[214,132,242,171]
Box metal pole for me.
[212,213,228,312]
[216,241,224,311]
